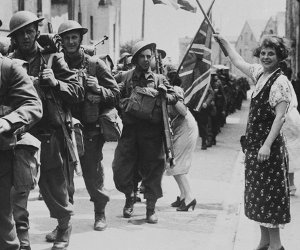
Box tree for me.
[120,39,141,55]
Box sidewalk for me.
[233,158,300,250]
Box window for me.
[78,12,82,25]
[90,16,94,40]
[18,0,24,10]
[37,0,42,16]
[99,0,106,6]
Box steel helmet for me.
[157,49,166,59]
[131,41,156,64]
[58,20,88,37]
[119,52,131,64]
[8,11,44,37]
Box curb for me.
[207,150,244,250]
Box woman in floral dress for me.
[214,34,291,250]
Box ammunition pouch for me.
[124,86,162,124]
[13,133,41,191]
[82,92,101,124]
[99,108,123,142]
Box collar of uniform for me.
[14,42,42,63]
[133,67,153,79]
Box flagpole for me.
[195,0,228,56]
[176,0,215,76]
[142,0,146,40]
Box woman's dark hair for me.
[253,35,289,61]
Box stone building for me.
[68,0,121,63]
[286,0,300,78]
[0,0,51,36]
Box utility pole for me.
[68,0,75,20]
[141,0,145,40]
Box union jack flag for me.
[178,13,213,111]
[152,0,197,13]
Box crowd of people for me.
[0,9,298,250]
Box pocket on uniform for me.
[13,145,40,192]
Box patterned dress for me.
[244,65,291,228]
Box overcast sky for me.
[121,0,286,63]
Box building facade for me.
[0,0,51,36]
[286,0,300,78]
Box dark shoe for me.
[123,196,135,218]
[20,246,31,250]
[255,244,269,250]
[17,229,30,249]
[146,209,158,224]
[170,196,184,207]
[51,225,72,250]
[201,144,207,150]
[46,227,58,242]
[94,214,107,231]
[176,199,197,211]
[212,138,216,145]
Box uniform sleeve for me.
[159,75,179,105]
[249,64,263,84]
[2,59,43,134]
[269,75,292,109]
[51,52,84,104]
[94,59,120,107]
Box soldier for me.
[57,20,119,231]
[8,11,84,250]
[190,86,214,150]
[0,55,42,250]
[112,41,178,223]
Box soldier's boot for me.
[201,137,207,150]
[146,199,158,224]
[52,217,72,250]
[94,203,107,231]
[123,194,135,218]
[94,213,107,231]
[46,226,58,242]
[17,229,31,250]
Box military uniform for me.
[112,41,178,223]
[58,20,120,231]
[9,11,84,250]
[0,55,42,250]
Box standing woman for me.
[214,34,291,250]
[165,67,198,211]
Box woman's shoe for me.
[254,244,269,250]
[290,185,297,196]
[176,199,196,211]
[171,196,184,207]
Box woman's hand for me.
[257,144,271,163]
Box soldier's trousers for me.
[0,151,19,250]
[112,121,165,201]
[11,188,30,248]
[37,130,74,220]
[80,132,109,214]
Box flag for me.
[178,0,197,13]
[178,15,213,111]
[152,0,197,13]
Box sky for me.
[121,0,286,63]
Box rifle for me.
[155,50,176,167]
[44,23,83,176]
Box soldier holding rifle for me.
[58,20,119,232]
[112,41,179,223]
[8,11,84,250]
